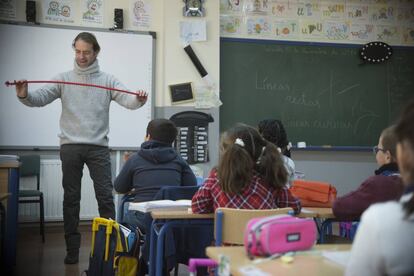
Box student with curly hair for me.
[258,119,295,187]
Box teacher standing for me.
[14,32,148,264]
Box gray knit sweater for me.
[19,60,144,146]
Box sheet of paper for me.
[194,84,222,109]
[300,208,315,213]
[180,20,207,44]
[322,250,351,267]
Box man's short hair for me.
[146,119,178,144]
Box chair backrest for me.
[214,207,293,246]
[19,155,41,190]
[153,186,199,201]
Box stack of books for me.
[128,199,192,213]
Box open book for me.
[128,199,192,213]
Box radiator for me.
[19,160,100,222]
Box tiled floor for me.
[15,222,92,276]
[14,222,190,276]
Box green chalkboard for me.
[220,39,414,147]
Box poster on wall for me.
[42,0,76,24]
[81,0,104,26]
[0,0,16,19]
[130,0,151,29]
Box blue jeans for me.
[60,144,115,253]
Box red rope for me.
[5,80,146,96]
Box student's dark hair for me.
[258,119,291,157]
[394,99,414,217]
[218,124,287,194]
[72,32,101,53]
[146,119,178,144]
[380,125,398,161]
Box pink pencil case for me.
[244,215,317,257]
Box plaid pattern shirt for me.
[191,169,301,214]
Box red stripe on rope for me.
[5,80,145,96]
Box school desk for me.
[296,208,337,243]
[297,207,335,219]
[0,161,20,272]
[149,210,214,276]
[206,244,351,276]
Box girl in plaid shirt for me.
[192,124,301,214]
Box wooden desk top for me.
[0,161,20,168]
[151,210,214,219]
[206,244,350,276]
[150,208,334,220]
[297,207,335,219]
[0,193,11,202]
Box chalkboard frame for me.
[220,37,414,149]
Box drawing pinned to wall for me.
[296,1,321,18]
[396,5,414,23]
[346,4,369,21]
[130,0,151,29]
[270,0,296,18]
[324,21,349,40]
[300,19,323,38]
[220,15,242,34]
[220,0,243,13]
[321,2,345,19]
[402,26,414,44]
[349,23,374,41]
[245,0,267,15]
[0,0,16,19]
[180,20,207,44]
[81,0,104,26]
[43,0,75,24]
[247,17,271,35]
[370,4,395,23]
[273,19,299,38]
[375,24,400,43]
[219,0,414,46]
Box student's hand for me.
[15,79,28,99]
[136,90,148,105]
[123,151,133,161]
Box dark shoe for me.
[64,251,79,264]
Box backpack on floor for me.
[84,217,141,276]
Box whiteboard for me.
[0,23,154,148]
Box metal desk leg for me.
[149,220,157,276]
[320,219,333,244]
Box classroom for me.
[0,0,413,275]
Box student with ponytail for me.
[191,124,301,214]
[346,99,414,276]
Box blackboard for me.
[0,22,154,149]
[170,82,194,104]
[220,39,414,147]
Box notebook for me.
[128,199,192,213]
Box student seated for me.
[258,119,295,187]
[191,124,301,214]
[333,125,404,221]
[114,118,196,228]
[346,100,414,276]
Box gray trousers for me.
[60,144,115,253]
